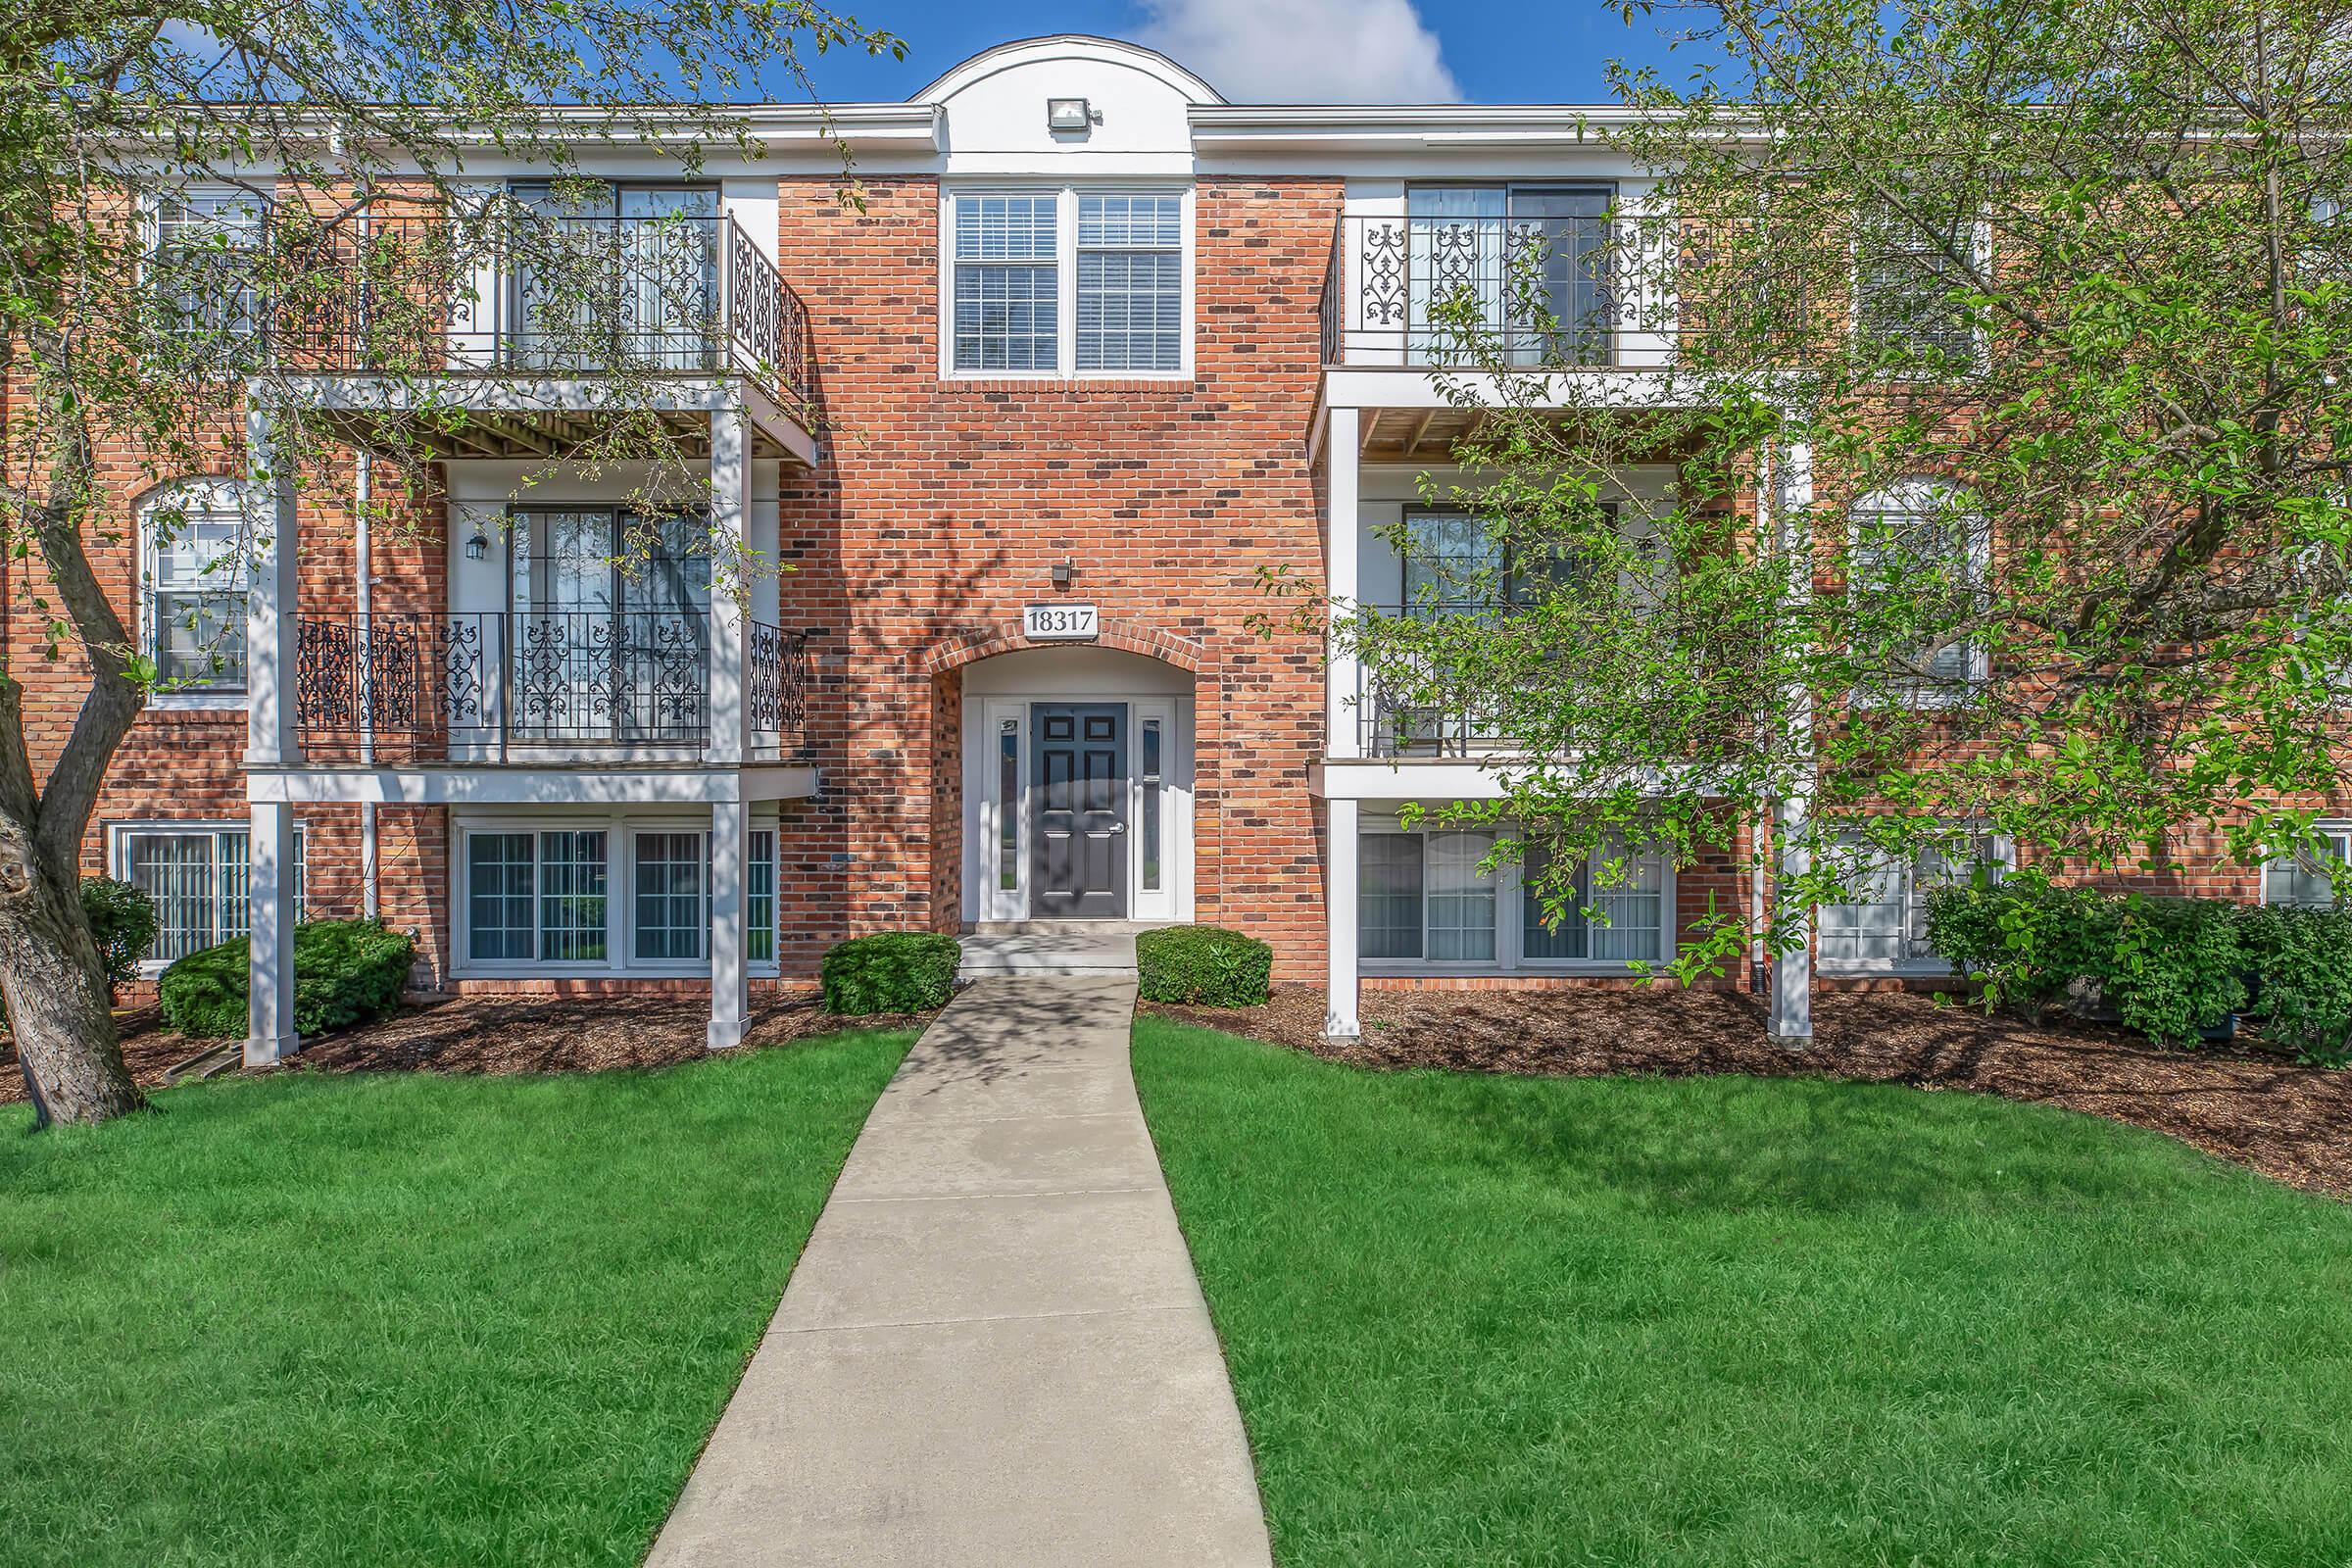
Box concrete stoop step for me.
[956,920,1162,979]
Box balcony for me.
[258,207,816,461]
[1342,608,1515,760]
[290,611,811,764]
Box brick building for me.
[13,34,2342,1064]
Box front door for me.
[1031,704,1127,919]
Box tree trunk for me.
[0,816,144,1125]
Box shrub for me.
[79,877,158,1000]
[1136,924,1273,1007]
[159,918,415,1039]
[1926,876,2245,1048]
[820,932,959,1014]
[2236,906,2352,1067]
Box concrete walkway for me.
[645,976,1273,1568]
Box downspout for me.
[357,449,379,920]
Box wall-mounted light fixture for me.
[1051,561,1075,588]
[1047,97,1099,133]
[465,526,490,562]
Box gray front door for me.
[1031,704,1128,919]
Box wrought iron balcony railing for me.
[1319,213,1623,369]
[292,611,811,761]
[256,210,813,411]
[1344,603,1519,759]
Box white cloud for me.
[1134,0,1464,103]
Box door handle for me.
[1102,822,1128,834]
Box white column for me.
[243,401,300,766]
[708,799,750,1052]
[1766,435,1817,1045]
[706,406,751,764]
[1324,796,1361,1038]
[245,801,300,1065]
[1324,407,1362,760]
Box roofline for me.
[1187,103,1763,149]
[916,33,1225,105]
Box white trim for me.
[920,35,1224,106]
[246,764,819,805]
[136,476,254,705]
[938,182,1196,382]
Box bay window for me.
[948,187,1189,375]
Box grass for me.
[0,1030,913,1568]
[1133,1018,2352,1568]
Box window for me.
[1400,505,1612,614]
[948,188,1189,375]
[1076,193,1183,371]
[634,831,706,960]
[1521,837,1669,963]
[1817,829,1998,969]
[1849,481,1987,697]
[1140,717,1164,893]
[1406,184,1614,365]
[747,828,777,962]
[1361,826,1668,968]
[140,481,253,695]
[2265,823,2351,907]
[997,719,1021,893]
[1855,202,1978,364]
[117,825,304,966]
[152,188,263,338]
[461,822,776,968]
[510,182,718,371]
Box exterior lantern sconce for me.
[1047,97,1098,133]
[1051,561,1075,588]
[465,527,491,562]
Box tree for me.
[1310,0,2352,995]
[1,0,901,1124]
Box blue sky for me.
[793,0,1729,106]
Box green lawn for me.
[1,1030,913,1568]
[1133,1018,2352,1568]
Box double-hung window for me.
[1854,200,1979,367]
[1849,480,1988,700]
[140,481,253,696]
[2265,822,2351,907]
[117,824,304,967]
[1816,828,1999,970]
[152,188,264,339]
[1360,825,1669,968]
[948,188,1188,375]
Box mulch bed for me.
[1146,985,2352,1202]
[1,993,935,1104]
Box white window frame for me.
[142,185,267,341]
[137,478,254,710]
[1848,477,1992,707]
[2261,820,2352,908]
[449,810,780,979]
[1849,205,1989,372]
[939,184,1195,381]
[1816,824,2012,976]
[109,820,304,975]
[1358,816,1678,976]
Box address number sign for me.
[1023,602,1101,642]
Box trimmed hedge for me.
[1136,924,1273,1008]
[158,918,415,1040]
[1927,875,2352,1061]
[79,877,158,1000]
[820,932,959,1015]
